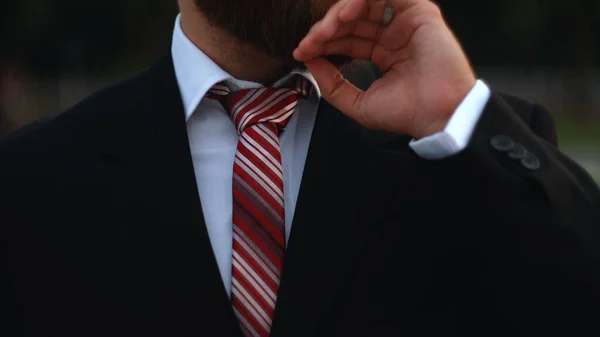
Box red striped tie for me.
[207,76,312,337]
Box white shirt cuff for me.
[409,80,491,160]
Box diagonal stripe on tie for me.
[233,201,285,258]
[233,177,284,230]
[206,75,312,337]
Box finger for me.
[298,0,385,49]
[296,4,381,61]
[351,20,381,39]
[304,57,366,125]
[369,0,418,12]
[305,0,385,45]
[378,1,442,49]
[364,1,388,22]
[295,16,381,61]
[340,0,388,23]
[316,37,378,61]
[303,19,380,46]
[347,0,421,22]
[339,0,369,22]
[295,33,378,62]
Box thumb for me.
[305,57,365,124]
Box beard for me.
[193,0,352,71]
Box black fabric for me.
[1,55,599,337]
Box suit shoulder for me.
[0,67,154,156]
[0,65,159,188]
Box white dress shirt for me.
[171,14,491,294]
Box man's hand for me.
[293,0,477,139]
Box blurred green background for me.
[1,0,598,180]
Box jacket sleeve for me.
[1,233,22,336]
[440,92,600,335]
[454,92,600,217]
[0,144,24,336]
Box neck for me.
[179,0,290,85]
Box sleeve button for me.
[490,135,514,152]
[508,143,527,159]
[521,152,541,171]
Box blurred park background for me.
[0,0,598,180]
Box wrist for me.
[411,116,450,140]
[410,77,477,140]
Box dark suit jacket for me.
[1,56,599,337]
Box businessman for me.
[1,0,599,336]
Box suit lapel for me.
[271,98,416,337]
[99,56,242,336]
[96,56,413,336]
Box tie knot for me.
[207,76,312,134]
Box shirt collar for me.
[171,14,321,121]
